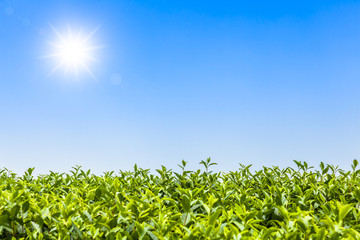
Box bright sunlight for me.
[43,25,104,80]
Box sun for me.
[43,25,104,80]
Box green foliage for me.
[0,158,360,239]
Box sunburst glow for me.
[43,25,103,79]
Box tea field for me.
[1,158,360,239]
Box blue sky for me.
[0,0,360,174]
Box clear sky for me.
[1,0,360,174]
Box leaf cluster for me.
[1,159,360,239]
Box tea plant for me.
[1,158,360,239]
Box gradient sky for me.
[1,0,360,174]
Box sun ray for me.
[46,41,64,49]
[65,62,72,74]
[80,63,97,81]
[75,66,80,80]
[44,25,103,79]
[82,25,101,43]
[85,56,98,62]
[47,60,66,78]
[49,24,66,42]
[84,45,107,51]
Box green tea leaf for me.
[182,195,191,213]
